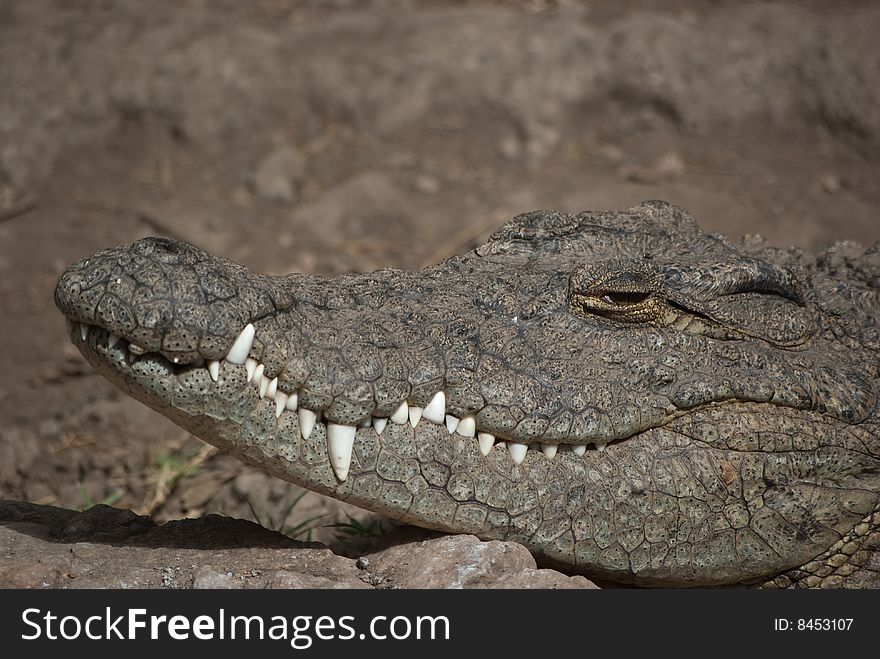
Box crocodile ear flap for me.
[663,259,816,347]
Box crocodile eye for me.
[600,291,650,307]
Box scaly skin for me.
[54,201,880,587]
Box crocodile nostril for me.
[133,236,187,261]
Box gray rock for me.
[0,501,598,589]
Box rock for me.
[364,531,597,589]
[0,501,599,589]
[250,147,306,204]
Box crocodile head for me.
[54,201,880,586]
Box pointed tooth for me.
[573,444,587,456]
[422,391,446,424]
[373,417,388,435]
[274,391,288,418]
[390,401,409,424]
[327,423,356,482]
[208,360,220,382]
[445,414,460,434]
[79,323,88,341]
[541,444,558,459]
[259,375,271,398]
[508,443,527,464]
[457,415,476,438]
[224,323,255,364]
[478,432,495,456]
[285,391,299,411]
[252,363,265,388]
[108,333,121,349]
[298,408,317,439]
[595,440,607,452]
[266,376,278,399]
[245,358,258,382]
[409,405,423,427]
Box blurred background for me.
[1,0,878,548]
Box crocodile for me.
[53,201,880,588]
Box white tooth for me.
[252,363,265,388]
[267,376,278,399]
[260,375,271,398]
[298,408,317,439]
[478,432,495,456]
[80,323,88,341]
[285,391,299,411]
[422,391,446,424]
[108,333,121,349]
[373,417,388,435]
[542,444,558,459]
[457,415,476,438]
[274,391,288,417]
[595,440,607,452]
[508,443,527,464]
[409,405,423,427]
[224,323,255,364]
[390,401,409,424]
[358,417,372,428]
[208,360,220,382]
[573,444,587,456]
[172,356,180,364]
[245,358,257,382]
[327,423,356,482]
[445,414,460,434]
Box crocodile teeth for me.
[478,432,495,456]
[422,391,446,424]
[79,323,88,341]
[573,445,587,456]
[108,333,121,349]
[285,392,299,411]
[390,401,409,424]
[225,323,255,364]
[327,423,356,482]
[274,391,288,418]
[542,444,558,459]
[252,363,265,388]
[208,360,220,382]
[245,358,258,382]
[373,417,388,435]
[457,415,476,438]
[445,414,460,434]
[409,405,423,427]
[595,440,607,452]
[259,374,271,398]
[508,443,527,464]
[266,376,278,400]
[298,408,317,439]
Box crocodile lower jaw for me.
[69,320,611,482]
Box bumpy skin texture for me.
[54,202,880,587]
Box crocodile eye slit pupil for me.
[601,291,650,306]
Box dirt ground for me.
[1,0,878,556]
